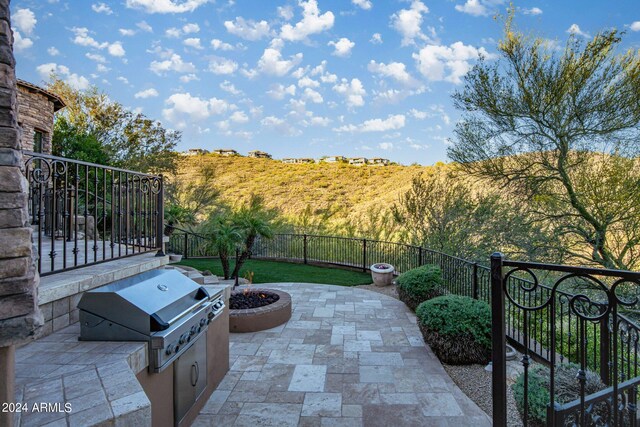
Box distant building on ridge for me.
[212,148,240,157]
[248,150,272,159]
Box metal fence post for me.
[155,174,165,256]
[183,233,189,259]
[599,316,611,385]
[303,234,308,264]
[491,252,507,427]
[472,262,479,300]
[418,246,423,267]
[362,239,367,272]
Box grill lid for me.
[78,269,210,334]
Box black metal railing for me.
[491,254,640,426]
[23,151,164,276]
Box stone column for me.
[0,2,43,426]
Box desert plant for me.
[396,264,443,311]
[512,363,606,426]
[416,295,491,364]
[201,214,242,279]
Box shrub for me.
[396,264,444,311]
[512,363,607,426]
[416,295,491,364]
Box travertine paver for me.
[194,283,492,427]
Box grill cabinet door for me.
[174,336,207,425]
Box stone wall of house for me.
[0,1,43,347]
[17,84,56,154]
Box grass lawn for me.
[176,258,372,286]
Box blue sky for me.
[11,0,640,165]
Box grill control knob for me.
[207,311,214,320]
[165,344,174,355]
[190,325,198,335]
[200,318,206,327]
[179,333,188,345]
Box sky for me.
[10,0,640,165]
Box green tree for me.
[48,78,179,173]
[392,170,559,262]
[447,13,640,269]
[230,195,278,280]
[52,116,110,165]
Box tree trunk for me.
[220,253,230,279]
[232,234,256,279]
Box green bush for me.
[396,264,443,311]
[416,295,491,364]
[512,363,606,426]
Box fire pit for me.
[229,288,291,333]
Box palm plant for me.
[201,214,242,279]
[230,195,277,281]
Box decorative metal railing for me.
[491,255,640,426]
[23,151,164,276]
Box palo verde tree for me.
[448,12,640,269]
[48,77,179,174]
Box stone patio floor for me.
[194,283,492,427]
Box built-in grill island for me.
[78,269,230,426]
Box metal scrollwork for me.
[25,155,53,184]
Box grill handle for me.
[191,361,199,386]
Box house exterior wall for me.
[16,84,57,154]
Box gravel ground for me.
[443,363,523,427]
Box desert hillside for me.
[173,155,438,235]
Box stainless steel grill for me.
[78,269,224,372]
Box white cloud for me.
[184,37,203,49]
[162,93,229,126]
[332,78,366,108]
[107,41,126,57]
[334,114,405,133]
[220,80,242,95]
[208,57,238,74]
[413,41,494,84]
[522,7,542,15]
[455,0,487,16]
[267,83,296,100]
[370,33,382,44]
[409,109,428,120]
[117,76,130,85]
[180,73,199,83]
[280,0,334,42]
[36,63,90,90]
[92,3,113,14]
[137,21,153,32]
[230,110,249,123]
[390,1,430,46]
[71,27,105,48]
[134,88,159,98]
[165,27,182,38]
[224,17,271,41]
[379,142,393,151]
[298,76,319,88]
[631,22,640,31]
[183,23,200,34]
[13,9,37,35]
[372,88,426,104]
[13,32,33,52]
[125,0,211,14]
[86,53,106,63]
[367,60,420,87]
[256,46,303,76]
[261,116,301,136]
[47,47,60,56]
[211,39,234,50]
[328,38,355,57]
[567,24,590,38]
[409,106,450,124]
[278,5,294,20]
[119,29,137,36]
[150,53,196,74]
[302,88,323,103]
[352,0,372,10]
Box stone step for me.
[188,272,204,285]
